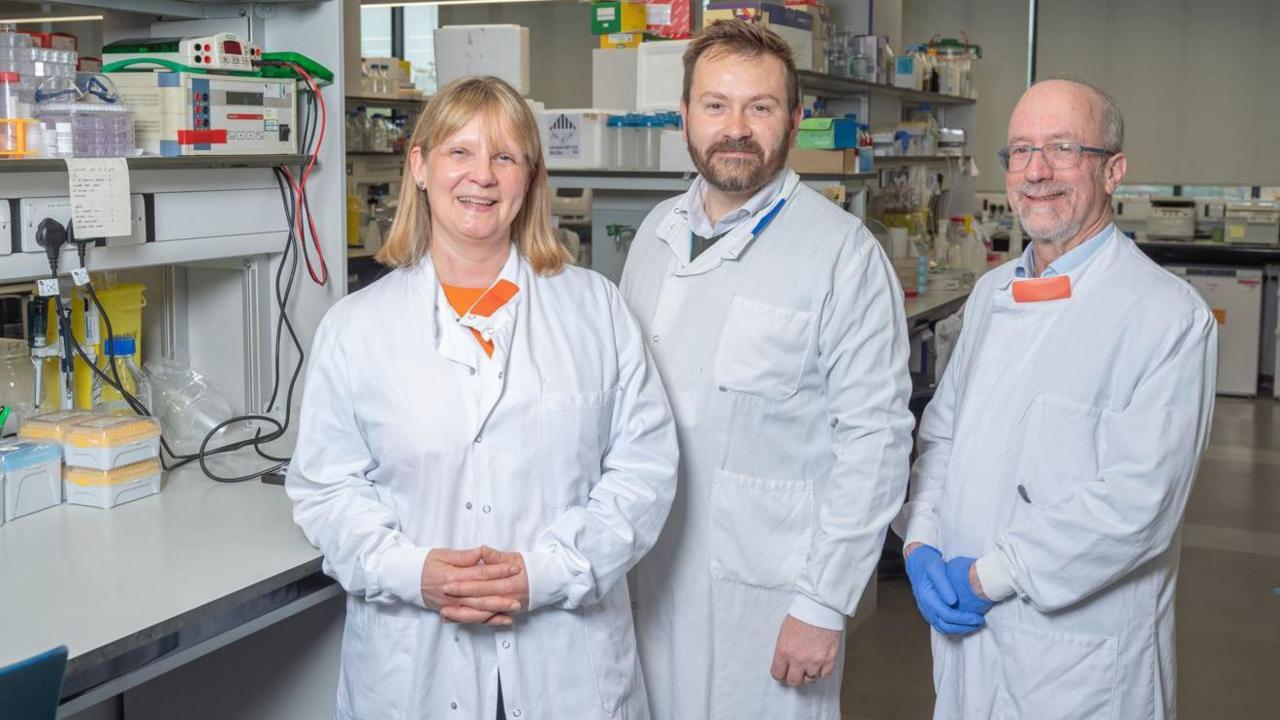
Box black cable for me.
[37,77,322,482]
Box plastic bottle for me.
[92,336,152,414]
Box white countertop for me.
[0,467,322,669]
[904,285,971,322]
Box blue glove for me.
[945,556,994,615]
[905,545,986,635]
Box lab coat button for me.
[451,702,458,710]
[465,502,472,510]
[631,601,638,610]
[483,505,491,513]
[497,371,504,379]
[502,640,510,649]
[475,435,483,444]
[469,368,476,375]
[513,711,522,718]
[651,334,661,343]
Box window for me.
[360,7,392,58]
[403,5,439,94]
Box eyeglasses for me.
[997,142,1115,173]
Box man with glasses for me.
[894,78,1217,718]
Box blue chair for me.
[0,646,68,720]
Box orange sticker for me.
[1011,275,1072,303]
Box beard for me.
[688,128,791,195]
[1010,180,1083,246]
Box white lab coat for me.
[620,170,914,720]
[287,248,678,720]
[896,228,1217,719]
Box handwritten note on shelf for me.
[63,158,132,239]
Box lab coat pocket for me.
[1010,394,1107,508]
[336,600,416,720]
[996,621,1118,720]
[713,296,814,401]
[710,470,812,589]
[579,584,639,713]
[540,387,616,508]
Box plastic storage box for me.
[0,440,63,521]
[19,410,94,443]
[62,415,161,470]
[538,109,612,170]
[64,458,161,509]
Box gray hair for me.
[1031,75,1124,152]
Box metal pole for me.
[1026,0,1038,86]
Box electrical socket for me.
[18,195,147,253]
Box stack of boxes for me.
[19,411,163,510]
[702,1,815,71]
[592,0,692,50]
[592,1,649,49]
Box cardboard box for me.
[787,148,858,174]
[646,0,692,39]
[434,25,531,95]
[600,32,644,49]
[591,1,648,35]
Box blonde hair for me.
[376,76,570,275]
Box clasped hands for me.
[421,546,530,625]
[904,543,993,635]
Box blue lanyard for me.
[690,197,788,257]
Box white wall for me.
[1038,0,1280,185]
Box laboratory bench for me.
[1136,239,1280,267]
[0,467,335,715]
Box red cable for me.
[284,61,328,285]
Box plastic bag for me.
[143,358,247,455]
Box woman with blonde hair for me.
[287,76,677,720]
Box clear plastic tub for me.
[62,415,161,470]
[64,458,161,509]
[36,72,134,158]
[19,410,94,443]
[0,439,62,521]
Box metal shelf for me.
[798,71,976,105]
[0,155,311,172]
[874,156,971,167]
[346,151,400,157]
[345,95,428,112]
[42,0,328,20]
[548,170,875,193]
[0,233,287,285]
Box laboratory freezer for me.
[1168,265,1263,397]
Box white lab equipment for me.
[433,25,530,95]
[896,228,1216,720]
[1146,196,1196,239]
[549,187,591,225]
[62,414,161,470]
[107,71,296,156]
[101,34,258,73]
[64,458,161,509]
[1224,201,1280,245]
[1167,265,1262,396]
[0,440,62,522]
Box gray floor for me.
[841,397,1280,719]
